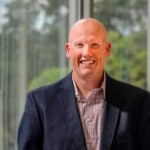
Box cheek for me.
[97,52,107,64]
[67,52,77,64]
[71,49,81,58]
[96,50,105,59]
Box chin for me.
[79,71,94,78]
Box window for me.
[0,0,149,149]
[94,0,148,89]
[0,0,69,149]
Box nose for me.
[82,45,91,55]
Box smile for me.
[80,60,95,64]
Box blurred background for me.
[0,0,150,149]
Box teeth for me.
[81,60,94,64]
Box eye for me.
[91,43,100,48]
[74,42,84,48]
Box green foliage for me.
[93,0,147,89]
[29,29,147,90]
[106,30,147,88]
[0,0,148,149]
[105,31,123,78]
[28,67,69,91]
[94,0,147,32]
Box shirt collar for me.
[72,72,106,100]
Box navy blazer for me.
[18,73,150,150]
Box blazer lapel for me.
[100,75,122,150]
[57,74,87,149]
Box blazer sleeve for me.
[17,92,43,150]
[138,91,150,149]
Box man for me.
[18,18,150,150]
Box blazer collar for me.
[57,73,87,149]
[57,73,122,150]
[100,74,122,150]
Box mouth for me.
[80,60,96,65]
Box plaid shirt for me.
[73,75,105,150]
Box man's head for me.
[66,18,111,80]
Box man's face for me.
[66,20,111,79]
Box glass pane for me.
[94,0,148,89]
[0,0,69,149]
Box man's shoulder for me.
[106,74,149,95]
[27,73,72,99]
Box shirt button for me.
[82,103,86,106]
[87,118,92,122]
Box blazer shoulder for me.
[106,74,149,95]
[27,73,73,102]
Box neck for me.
[73,72,104,99]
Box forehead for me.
[69,19,107,42]
[73,35,101,44]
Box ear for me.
[65,43,70,58]
[105,42,111,57]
